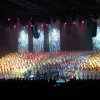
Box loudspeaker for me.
[32,25,40,38]
[92,21,97,37]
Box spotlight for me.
[64,22,66,25]
[82,20,84,24]
[31,24,33,27]
[18,29,28,53]
[14,25,16,28]
[41,24,43,27]
[73,21,75,25]
[8,18,11,21]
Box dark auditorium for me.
[0,0,100,98]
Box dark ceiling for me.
[0,0,100,19]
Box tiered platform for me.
[0,51,100,80]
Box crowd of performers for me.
[0,51,100,80]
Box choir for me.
[0,51,100,80]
